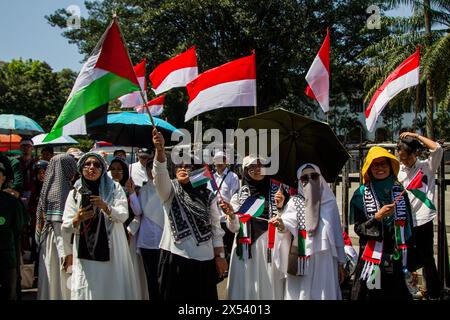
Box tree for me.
[0,59,77,132]
[46,0,386,134]
[360,0,449,139]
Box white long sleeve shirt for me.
[207,168,240,222]
[398,144,443,227]
[152,159,224,261]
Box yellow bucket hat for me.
[361,146,399,184]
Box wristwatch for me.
[216,252,226,259]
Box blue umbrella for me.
[0,114,45,136]
[88,112,183,149]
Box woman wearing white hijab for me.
[271,163,346,300]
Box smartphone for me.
[80,189,92,209]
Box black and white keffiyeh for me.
[168,179,213,245]
[35,153,77,245]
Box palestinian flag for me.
[44,19,140,142]
[407,169,436,210]
[189,165,214,188]
[236,196,265,223]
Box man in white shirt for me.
[129,148,154,188]
[397,131,443,299]
[208,151,240,260]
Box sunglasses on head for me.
[83,161,101,169]
[300,172,320,184]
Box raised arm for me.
[152,128,173,202]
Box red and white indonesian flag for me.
[149,47,198,95]
[136,95,165,116]
[119,59,147,108]
[365,49,420,132]
[305,29,330,113]
[44,19,140,142]
[185,53,256,122]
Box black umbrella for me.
[87,112,183,149]
[237,108,350,187]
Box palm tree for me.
[360,0,449,139]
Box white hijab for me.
[274,163,346,275]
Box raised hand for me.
[274,188,285,209]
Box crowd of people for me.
[0,129,445,300]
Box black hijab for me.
[108,157,129,187]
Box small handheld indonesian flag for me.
[365,48,420,132]
[236,196,265,224]
[135,95,165,116]
[149,47,198,95]
[185,52,256,122]
[119,59,147,108]
[305,28,330,113]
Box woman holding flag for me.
[269,163,346,300]
[350,146,416,300]
[152,129,227,301]
[219,155,286,300]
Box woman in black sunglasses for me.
[270,163,346,300]
[61,152,139,300]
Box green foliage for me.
[0,59,77,131]
[46,0,386,134]
[70,136,95,152]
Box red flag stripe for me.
[95,20,139,86]
[365,49,420,119]
[149,47,197,89]
[186,53,256,104]
[147,95,165,106]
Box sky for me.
[0,1,413,73]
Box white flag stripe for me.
[305,56,329,112]
[246,198,265,216]
[366,67,419,132]
[119,76,146,108]
[185,79,256,122]
[372,241,383,260]
[62,115,87,136]
[152,67,198,95]
[68,56,106,100]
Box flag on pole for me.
[135,95,165,116]
[365,48,420,132]
[236,196,265,223]
[405,169,436,210]
[305,28,330,113]
[44,19,140,142]
[189,165,212,188]
[185,52,256,122]
[406,169,423,190]
[119,59,147,108]
[149,47,198,95]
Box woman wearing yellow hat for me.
[350,146,416,300]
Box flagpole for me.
[393,188,407,205]
[113,14,157,129]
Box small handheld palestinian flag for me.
[236,196,265,223]
[398,169,436,210]
[394,169,423,204]
[188,165,212,188]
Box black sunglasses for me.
[300,172,320,184]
